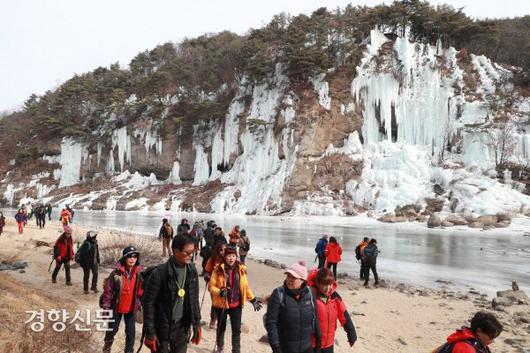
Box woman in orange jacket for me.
[325,236,342,279]
[209,247,262,353]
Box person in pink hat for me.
[265,260,321,353]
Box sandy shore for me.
[0,218,528,353]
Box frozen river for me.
[5,208,528,295]
[61,210,530,296]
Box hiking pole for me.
[47,257,54,273]
[200,281,208,312]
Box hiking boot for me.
[84,290,89,294]
[363,282,368,287]
[214,345,224,353]
[92,288,99,293]
[52,278,57,284]
[66,282,72,286]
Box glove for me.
[250,298,262,311]
[220,287,228,298]
[204,273,211,282]
[191,325,202,345]
[144,335,157,352]
[272,346,282,353]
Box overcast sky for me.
[1,0,529,112]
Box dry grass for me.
[98,232,164,268]
[0,272,99,353]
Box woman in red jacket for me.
[101,246,144,353]
[324,236,342,279]
[309,267,357,353]
[51,225,74,285]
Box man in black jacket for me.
[78,230,100,294]
[143,235,202,353]
[362,239,379,287]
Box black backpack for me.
[432,338,483,353]
[354,244,362,260]
[241,238,250,251]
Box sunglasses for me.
[126,254,138,258]
[179,250,194,257]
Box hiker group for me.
[7,208,502,353]
[315,234,379,287]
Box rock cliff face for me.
[2,28,530,217]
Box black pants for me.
[240,255,246,265]
[103,311,135,353]
[321,346,334,353]
[360,259,367,279]
[158,320,189,353]
[317,255,325,269]
[48,211,51,220]
[327,262,338,278]
[215,306,242,353]
[52,261,71,283]
[364,260,379,284]
[82,263,98,291]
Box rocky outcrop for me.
[427,214,442,228]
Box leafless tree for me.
[484,121,515,169]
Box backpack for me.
[355,244,362,260]
[74,241,90,264]
[241,238,250,252]
[162,224,174,239]
[431,338,482,353]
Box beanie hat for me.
[224,247,237,256]
[86,230,97,239]
[285,260,308,280]
[240,229,246,235]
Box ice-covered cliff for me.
[2,28,530,220]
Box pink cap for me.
[285,260,308,280]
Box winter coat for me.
[209,262,255,309]
[237,235,250,256]
[228,227,240,245]
[205,255,223,274]
[14,212,26,223]
[78,238,100,268]
[176,223,190,236]
[434,327,491,353]
[265,283,321,353]
[204,226,214,246]
[53,233,74,261]
[307,269,357,348]
[142,257,201,341]
[159,223,174,240]
[0,216,5,228]
[315,238,328,257]
[325,243,342,264]
[60,209,71,224]
[362,244,379,263]
[101,261,143,314]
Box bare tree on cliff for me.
[485,121,515,170]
